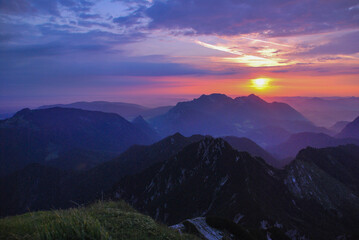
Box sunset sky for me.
[1,0,358,111]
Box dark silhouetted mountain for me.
[337,116,359,139]
[330,120,350,133]
[132,115,160,140]
[114,138,296,226]
[288,145,359,196]
[0,133,286,217]
[284,145,359,234]
[66,133,205,205]
[39,101,173,120]
[0,133,204,216]
[269,96,359,127]
[45,148,117,171]
[2,135,359,239]
[150,93,328,147]
[223,136,279,167]
[0,164,69,216]
[114,138,359,239]
[0,107,158,176]
[268,132,359,161]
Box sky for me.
[0,0,359,111]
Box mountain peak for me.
[197,93,232,102]
[13,108,31,118]
[234,94,267,104]
[336,115,359,139]
[246,94,267,103]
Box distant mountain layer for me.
[150,93,329,147]
[337,116,359,139]
[0,107,159,176]
[330,120,350,133]
[114,138,359,239]
[269,96,359,127]
[39,101,172,120]
[268,132,359,161]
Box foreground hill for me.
[268,132,359,161]
[0,201,198,240]
[114,138,359,239]
[39,101,173,120]
[337,116,359,139]
[0,107,158,175]
[150,93,328,146]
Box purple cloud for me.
[306,31,359,55]
[142,0,359,37]
[0,0,94,15]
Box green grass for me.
[0,201,199,240]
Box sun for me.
[251,78,270,90]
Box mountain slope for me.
[114,138,359,239]
[268,96,359,127]
[287,145,359,196]
[284,145,359,234]
[114,137,295,226]
[0,107,158,175]
[268,132,359,161]
[132,115,160,140]
[150,93,327,146]
[39,101,173,120]
[337,116,359,139]
[0,133,204,216]
[223,136,278,167]
[330,120,350,133]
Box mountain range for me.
[0,107,158,176]
[269,96,359,128]
[150,94,330,147]
[1,94,359,239]
[268,132,359,161]
[39,101,172,120]
[0,133,278,216]
[114,138,359,239]
[1,132,359,239]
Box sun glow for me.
[251,78,270,90]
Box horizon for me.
[2,93,359,114]
[1,0,358,112]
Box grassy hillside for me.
[0,201,198,240]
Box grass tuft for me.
[0,201,198,240]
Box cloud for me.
[78,13,101,19]
[304,31,359,55]
[0,0,94,15]
[142,0,359,37]
[113,5,148,27]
